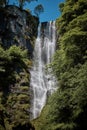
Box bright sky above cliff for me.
[9,0,65,22]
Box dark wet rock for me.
[0,5,39,57]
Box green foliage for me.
[59,2,64,12]
[33,0,87,130]
[0,125,5,130]
[0,45,28,87]
[17,0,37,9]
[0,45,32,129]
[34,4,44,17]
[0,0,5,7]
[34,62,87,130]
[0,0,9,7]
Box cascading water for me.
[30,21,56,119]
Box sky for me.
[9,0,65,22]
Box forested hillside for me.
[33,0,87,130]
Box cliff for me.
[0,5,39,57]
[0,5,39,130]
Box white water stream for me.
[30,21,56,119]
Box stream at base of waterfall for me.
[30,21,57,119]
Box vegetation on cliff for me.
[0,4,38,130]
[0,0,44,17]
[0,45,33,130]
[33,0,87,130]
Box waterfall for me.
[30,21,56,119]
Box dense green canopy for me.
[0,45,31,130]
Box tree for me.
[0,0,4,7]
[0,0,9,7]
[59,2,64,12]
[17,0,37,9]
[34,4,44,17]
[0,45,28,87]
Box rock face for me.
[0,5,39,56]
[0,5,39,130]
